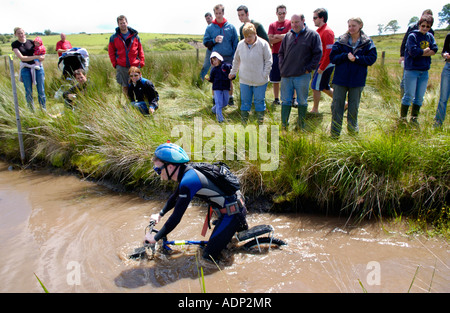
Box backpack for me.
[190,162,240,196]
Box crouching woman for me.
[127,66,159,115]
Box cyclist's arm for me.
[154,184,192,241]
[158,189,179,217]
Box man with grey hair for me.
[278,14,322,130]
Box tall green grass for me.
[0,41,449,229]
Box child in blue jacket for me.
[206,52,232,123]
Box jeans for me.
[239,83,268,112]
[21,66,46,110]
[200,49,212,80]
[435,62,450,126]
[331,85,364,137]
[131,101,149,115]
[280,74,311,108]
[401,70,429,107]
[212,90,229,122]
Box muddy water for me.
[0,162,449,293]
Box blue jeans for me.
[131,101,149,115]
[21,66,46,111]
[435,62,450,126]
[401,70,429,107]
[331,85,364,137]
[200,49,212,80]
[212,90,229,122]
[280,74,311,107]
[239,83,268,112]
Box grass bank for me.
[0,32,449,236]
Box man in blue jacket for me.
[203,4,239,105]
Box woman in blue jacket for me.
[127,66,159,115]
[329,17,377,138]
[401,15,438,126]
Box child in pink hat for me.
[33,36,46,70]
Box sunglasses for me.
[153,165,164,175]
[420,24,431,29]
[154,163,169,175]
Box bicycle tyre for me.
[243,237,286,251]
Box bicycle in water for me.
[129,220,286,260]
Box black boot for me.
[398,104,409,127]
[400,104,409,118]
[410,104,421,127]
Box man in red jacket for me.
[108,15,145,96]
[310,8,335,113]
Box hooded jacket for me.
[330,31,377,88]
[108,26,145,68]
[404,30,438,71]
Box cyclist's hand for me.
[144,232,156,245]
[150,213,162,224]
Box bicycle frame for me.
[161,239,208,251]
[129,222,284,260]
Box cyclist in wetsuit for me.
[144,142,248,261]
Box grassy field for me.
[1,32,204,55]
[0,30,449,236]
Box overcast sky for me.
[2,0,447,37]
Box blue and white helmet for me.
[154,141,190,164]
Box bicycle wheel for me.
[243,237,286,251]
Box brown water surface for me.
[0,162,448,293]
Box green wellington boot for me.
[241,110,250,124]
[297,105,307,130]
[256,111,265,125]
[281,105,291,130]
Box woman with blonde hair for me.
[229,23,272,124]
[329,17,377,138]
